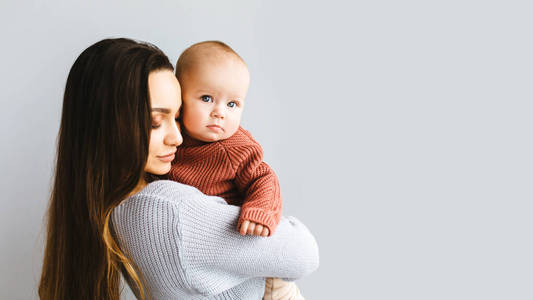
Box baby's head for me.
[176,41,250,142]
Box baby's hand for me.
[239,220,270,237]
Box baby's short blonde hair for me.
[175,40,245,80]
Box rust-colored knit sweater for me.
[168,127,282,235]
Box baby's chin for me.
[201,134,229,142]
[194,129,238,142]
[198,136,223,142]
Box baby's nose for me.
[211,108,225,118]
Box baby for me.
[169,41,304,299]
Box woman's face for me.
[145,70,183,175]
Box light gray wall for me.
[1,0,532,299]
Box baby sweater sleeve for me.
[224,129,283,236]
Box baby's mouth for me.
[206,125,224,132]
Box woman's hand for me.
[239,220,270,237]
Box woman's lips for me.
[157,152,176,163]
[206,125,224,132]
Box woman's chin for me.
[145,164,171,176]
[159,165,172,175]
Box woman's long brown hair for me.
[39,38,173,300]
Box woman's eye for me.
[201,95,212,102]
[227,101,236,108]
[152,123,161,129]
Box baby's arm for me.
[224,129,283,236]
[234,155,282,237]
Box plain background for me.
[1,0,532,299]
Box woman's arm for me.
[178,189,318,270]
[112,180,319,297]
[168,181,319,295]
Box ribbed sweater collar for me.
[180,131,210,147]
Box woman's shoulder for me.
[113,180,199,214]
[110,180,202,248]
[137,179,203,199]
[114,180,227,216]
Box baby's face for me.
[179,58,250,142]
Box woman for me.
[39,38,319,300]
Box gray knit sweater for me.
[111,180,319,299]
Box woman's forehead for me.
[149,70,182,113]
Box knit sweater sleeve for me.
[111,180,319,298]
[223,128,283,236]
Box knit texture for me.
[111,180,319,299]
[168,126,282,235]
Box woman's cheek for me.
[148,130,163,161]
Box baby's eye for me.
[227,101,237,108]
[201,95,213,102]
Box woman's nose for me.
[166,122,183,146]
[174,129,183,146]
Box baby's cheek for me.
[182,109,201,130]
[226,120,241,137]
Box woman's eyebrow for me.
[152,107,170,114]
